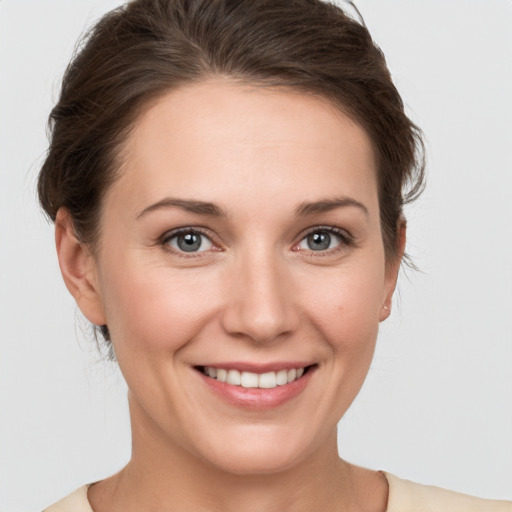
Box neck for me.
[88,397,387,512]
[120,451,350,512]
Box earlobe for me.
[55,208,107,326]
[379,219,406,322]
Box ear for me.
[379,218,406,322]
[55,208,107,326]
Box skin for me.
[56,80,403,512]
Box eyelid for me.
[158,224,354,256]
[160,226,220,255]
[161,226,211,242]
[294,225,355,252]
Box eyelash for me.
[160,226,354,257]
[161,227,216,257]
[294,226,354,255]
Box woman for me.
[33,0,510,510]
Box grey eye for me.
[298,230,343,252]
[167,231,213,253]
[307,232,331,251]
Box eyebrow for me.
[136,198,226,219]
[136,195,368,220]
[295,197,369,217]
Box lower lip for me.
[197,368,315,410]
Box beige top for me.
[43,472,512,512]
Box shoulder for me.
[384,472,512,512]
[43,485,93,512]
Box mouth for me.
[196,365,314,389]
[193,363,317,409]
[195,363,316,409]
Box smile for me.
[200,366,307,389]
[195,363,316,409]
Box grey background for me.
[0,1,511,510]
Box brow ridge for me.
[136,198,226,219]
[137,196,368,220]
[295,197,369,216]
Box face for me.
[62,80,399,475]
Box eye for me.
[164,229,214,253]
[296,228,351,252]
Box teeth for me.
[259,372,277,388]
[226,369,241,386]
[202,366,308,388]
[276,369,288,386]
[241,371,259,388]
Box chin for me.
[192,425,324,476]
[206,447,306,476]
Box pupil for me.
[308,232,330,251]
[178,233,201,252]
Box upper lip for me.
[195,361,315,373]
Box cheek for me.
[98,258,221,354]
[300,260,385,345]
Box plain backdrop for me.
[0,1,511,510]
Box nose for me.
[220,248,299,344]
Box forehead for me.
[111,79,378,217]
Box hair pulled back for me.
[38,0,425,346]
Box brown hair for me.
[38,0,425,345]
